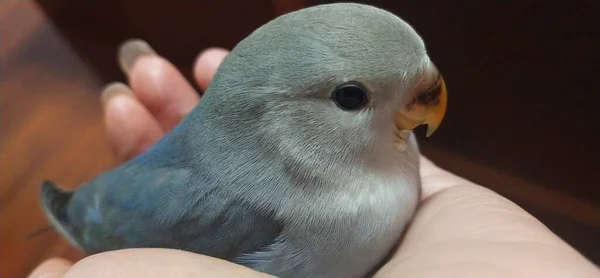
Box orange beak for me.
[395,76,448,137]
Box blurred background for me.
[1,0,598,277]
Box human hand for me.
[28,40,600,278]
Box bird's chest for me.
[285,176,419,277]
[304,175,418,257]
[336,177,417,244]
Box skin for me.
[28,43,600,278]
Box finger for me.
[193,47,229,91]
[63,248,273,278]
[376,182,600,277]
[102,82,163,161]
[27,258,72,278]
[119,39,200,132]
[419,155,472,200]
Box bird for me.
[40,3,447,277]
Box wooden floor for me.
[1,2,117,277]
[1,1,599,278]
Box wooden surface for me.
[1,1,599,278]
[1,2,113,277]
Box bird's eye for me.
[332,83,368,110]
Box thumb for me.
[376,158,600,277]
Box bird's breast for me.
[281,172,420,276]
[333,174,419,245]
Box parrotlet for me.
[40,3,447,277]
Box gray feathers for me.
[48,158,284,259]
[40,3,429,277]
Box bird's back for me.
[41,122,283,259]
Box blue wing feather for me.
[65,160,282,260]
[43,117,282,262]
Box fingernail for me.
[101,82,135,107]
[118,38,157,76]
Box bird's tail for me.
[39,180,84,251]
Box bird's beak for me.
[395,75,448,137]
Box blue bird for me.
[40,3,447,277]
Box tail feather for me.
[40,180,84,251]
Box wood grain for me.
[1,2,116,277]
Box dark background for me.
[2,0,598,277]
[36,0,600,203]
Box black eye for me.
[332,83,368,110]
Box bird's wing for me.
[41,162,282,260]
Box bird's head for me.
[201,3,447,173]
